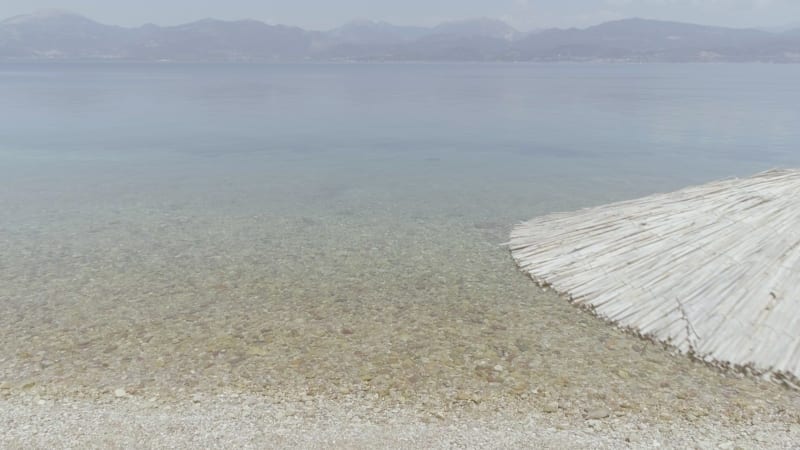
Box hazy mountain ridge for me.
[1,11,798,62]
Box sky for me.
[1,0,799,31]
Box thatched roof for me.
[510,169,800,387]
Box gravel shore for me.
[3,393,800,449]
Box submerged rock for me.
[585,407,611,420]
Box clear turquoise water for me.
[2,62,799,213]
[1,63,799,414]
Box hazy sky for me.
[1,0,798,31]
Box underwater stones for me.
[543,402,559,413]
[585,407,611,420]
[245,346,268,357]
[2,200,800,444]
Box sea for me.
[1,62,799,410]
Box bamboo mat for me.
[510,169,800,387]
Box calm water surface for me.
[2,63,799,216]
[1,63,800,416]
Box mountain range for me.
[1,10,799,62]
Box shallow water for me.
[2,62,800,421]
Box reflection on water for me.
[1,63,800,419]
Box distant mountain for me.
[125,19,312,61]
[325,20,428,46]
[513,18,776,62]
[761,23,800,33]
[315,20,429,58]
[1,11,798,62]
[319,18,525,61]
[0,9,126,58]
[430,18,523,41]
[748,32,800,62]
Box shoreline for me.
[3,392,799,449]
